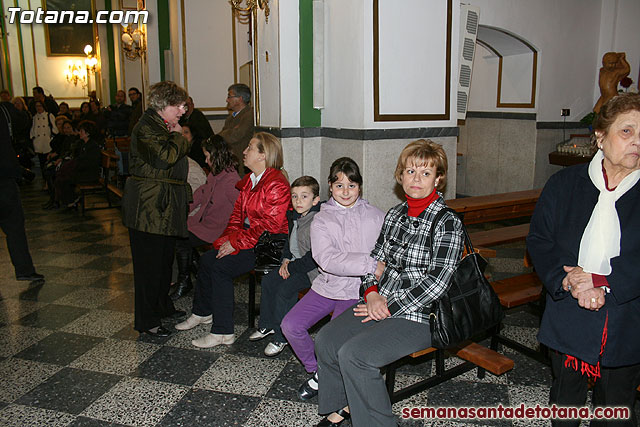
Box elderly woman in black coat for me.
[528,93,640,427]
[122,81,191,337]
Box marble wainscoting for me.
[265,127,458,212]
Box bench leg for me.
[384,361,399,400]
[248,272,256,328]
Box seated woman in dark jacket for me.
[176,132,290,349]
[53,120,102,208]
[169,134,241,300]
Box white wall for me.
[256,0,281,127]
[465,0,603,121]
[278,0,300,127]
[320,0,460,130]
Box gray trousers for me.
[315,304,431,427]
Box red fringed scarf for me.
[564,312,608,380]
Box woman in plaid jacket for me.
[313,140,465,427]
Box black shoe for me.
[316,408,351,427]
[169,281,193,300]
[163,310,186,320]
[43,201,60,210]
[298,371,319,401]
[42,200,54,209]
[16,272,45,282]
[141,326,171,337]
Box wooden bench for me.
[102,150,123,199]
[468,223,530,248]
[385,341,514,403]
[489,271,548,364]
[447,189,541,225]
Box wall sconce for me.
[230,0,270,23]
[65,60,87,87]
[121,23,146,60]
[84,44,99,74]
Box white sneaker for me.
[191,333,235,348]
[175,314,212,331]
[264,341,288,357]
[249,328,275,341]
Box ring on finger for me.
[591,297,596,303]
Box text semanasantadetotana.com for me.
[402,404,630,420]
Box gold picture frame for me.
[44,0,96,56]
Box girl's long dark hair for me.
[202,134,239,175]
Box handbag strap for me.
[428,206,485,277]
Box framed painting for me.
[44,0,95,56]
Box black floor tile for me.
[88,273,134,291]
[266,360,314,402]
[158,389,261,427]
[16,304,90,329]
[14,332,103,365]
[133,346,219,386]
[69,234,108,243]
[16,367,121,414]
[68,416,129,426]
[18,283,77,303]
[427,381,511,426]
[233,328,295,361]
[98,293,134,313]
[73,244,121,256]
[81,257,131,272]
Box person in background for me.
[121,81,191,337]
[0,89,11,102]
[249,175,322,357]
[53,120,102,209]
[527,92,640,427]
[219,83,254,174]
[128,87,143,135]
[0,103,44,283]
[179,96,213,146]
[29,100,58,183]
[89,99,107,135]
[11,97,33,169]
[28,86,59,116]
[58,102,72,120]
[105,90,132,137]
[176,132,290,348]
[169,134,240,300]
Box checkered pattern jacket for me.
[361,196,464,325]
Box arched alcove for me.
[471,25,538,109]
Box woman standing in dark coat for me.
[122,81,190,337]
[527,93,640,427]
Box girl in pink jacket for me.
[281,157,385,402]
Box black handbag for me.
[427,208,504,349]
[254,231,288,270]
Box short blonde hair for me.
[253,132,284,170]
[394,139,448,191]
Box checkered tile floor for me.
[1,177,636,426]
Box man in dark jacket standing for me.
[218,84,254,173]
[105,90,132,137]
[179,96,213,140]
[0,104,44,282]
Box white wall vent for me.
[457,5,480,120]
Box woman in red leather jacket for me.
[176,132,290,348]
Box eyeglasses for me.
[226,95,240,99]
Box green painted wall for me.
[299,0,320,127]
[104,0,117,101]
[157,0,170,81]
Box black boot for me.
[169,249,193,300]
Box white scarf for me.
[578,149,640,274]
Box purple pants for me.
[281,288,358,373]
